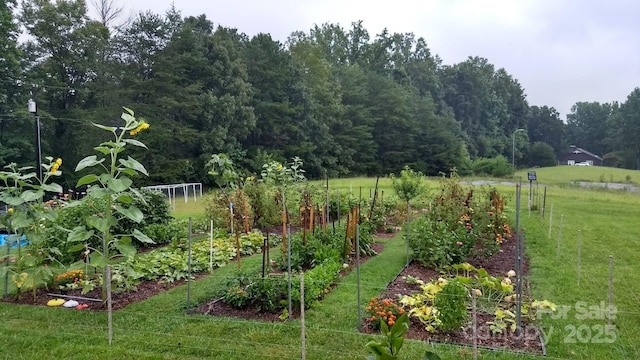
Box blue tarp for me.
[0,234,28,249]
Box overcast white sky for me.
[116,0,640,119]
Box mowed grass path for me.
[2,167,640,359]
[521,185,640,359]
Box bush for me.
[248,276,286,312]
[433,279,468,332]
[410,218,474,268]
[244,181,280,229]
[472,156,512,177]
[409,174,505,269]
[526,142,557,168]
[143,218,189,245]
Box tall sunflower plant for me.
[68,107,154,299]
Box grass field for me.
[1,166,640,359]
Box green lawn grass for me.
[171,196,208,220]
[2,169,640,359]
[514,165,640,186]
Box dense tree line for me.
[1,1,639,188]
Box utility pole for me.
[28,88,43,182]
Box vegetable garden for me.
[2,109,637,359]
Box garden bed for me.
[1,272,210,311]
[362,239,544,354]
[192,242,385,320]
[2,241,384,313]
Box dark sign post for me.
[527,171,537,211]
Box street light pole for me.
[28,92,42,183]
[512,128,524,175]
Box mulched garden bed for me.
[2,242,386,313]
[361,238,544,355]
[192,242,386,320]
[1,272,210,311]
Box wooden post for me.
[344,213,351,261]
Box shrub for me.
[248,276,286,312]
[410,218,474,268]
[472,156,512,177]
[244,181,280,229]
[433,278,468,332]
[409,174,506,268]
[526,142,557,168]
[143,218,189,245]
[222,271,253,308]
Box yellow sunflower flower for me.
[130,121,150,136]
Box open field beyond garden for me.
[1,167,640,359]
